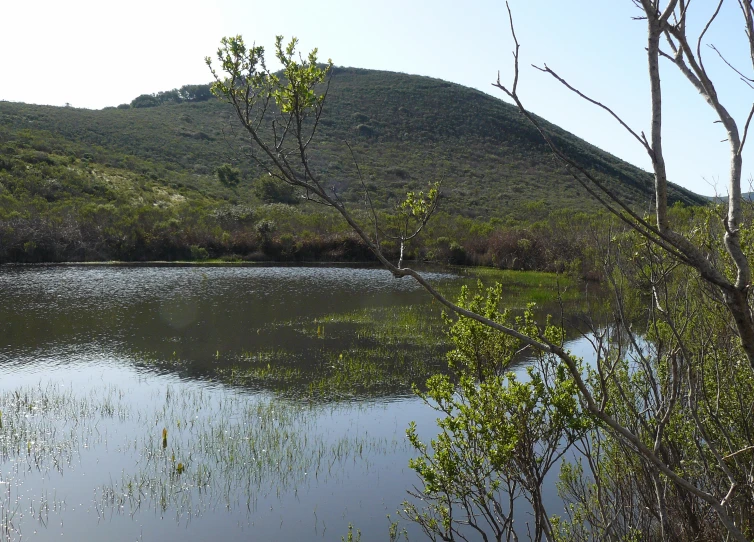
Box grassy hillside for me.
[0,68,703,213]
[309,67,704,214]
[0,67,705,265]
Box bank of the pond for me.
[0,204,605,280]
[1,256,598,277]
[20,259,387,268]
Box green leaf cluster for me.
[403,283,589,540]
[206,35,332,120]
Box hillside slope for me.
[0,67,704,221]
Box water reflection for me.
[0,265,596,541]
[0,359,435,542]
[1,266,457,393]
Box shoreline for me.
[0,259,461,273]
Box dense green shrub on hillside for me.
[131,94,161,108]
[0,67,704,225]
[254,175,299,204]
[0,67,709,270]
[216,163,241,187]
[130,85,214,109]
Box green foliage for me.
[131,94,161,108]
[341,523,361,542]
[546,221,754,540]
[130,85,213,109]
[216,163,241,187]
[400,184,438,218]
[206,35,332,119]
[190,245,209,260]
[403,284,589,541]
[254,219,276,241]
[254,175,298,204]
[177,84,213,102]
[0,65,705,230]
[443,282,519,380]
[376,182,441,265]
[271,35,332,114]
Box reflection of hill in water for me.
[0,266,453,397]
[0,265,597,401]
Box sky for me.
[2,0,754,197]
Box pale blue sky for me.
[2,0,753,197]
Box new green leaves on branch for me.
[206,36,268,105]
[403,283,589,540]
[205,35,332,119]
[272,36,332,114]
[400,184,439,219]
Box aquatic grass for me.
[98,388,409,518]
[314,305,447,349]
[131,350,192,373]
[219,345,444,400]
[312,269,581,349]
[307,348,443,400]
[0,381,409,534]
[460,267,582,304]
[219,348,307,388]
[132,331,445,400]
[220,363,306,387]
[0,383,127,467]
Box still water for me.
[0,265,591,541]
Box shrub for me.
[216,164,241,187]
[254,175,298,204]
[189,245,209,260]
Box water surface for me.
[0,265,591,541]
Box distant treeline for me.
[122,84,213,109]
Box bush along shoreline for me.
[0,204,606,279]
[3,193,710,282]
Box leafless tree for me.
[495,1,754,370]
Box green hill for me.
[0,67,705,264]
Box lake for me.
[0,265,592,541]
